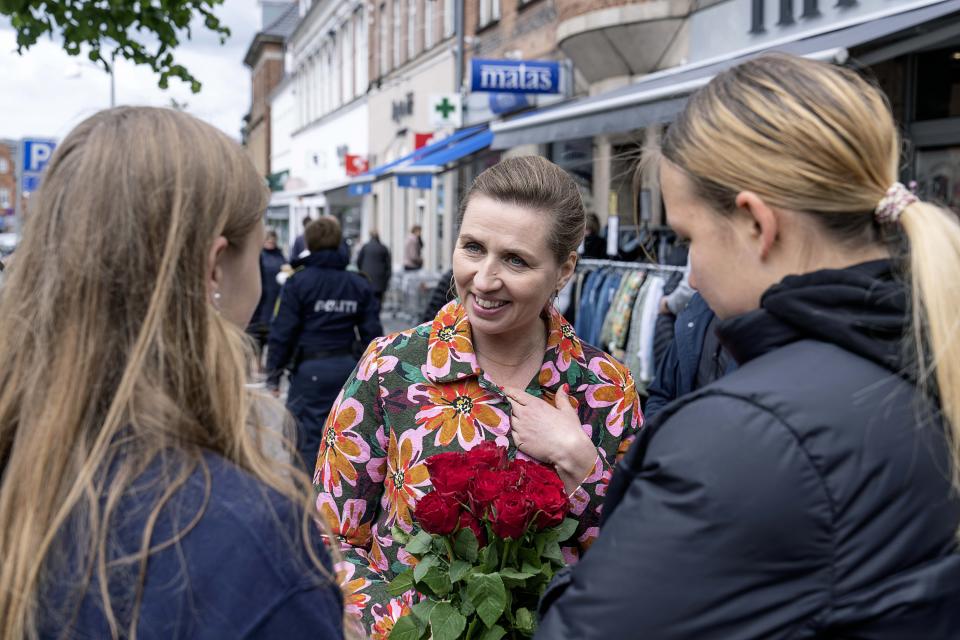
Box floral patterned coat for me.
[313,300,643,638]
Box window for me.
[393,0,401,69]
[407,0,417,60]
[0,188,9,209]
[356,8,368,92]
[0,158,8,174]
[424,0,434,49]
[479,0,500,28]
[443,0,454,38]
[379,3,388,76]
[341,21,352,100]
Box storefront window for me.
[915,46,960,121]
[549,138,594,210]
[915,146,960,213]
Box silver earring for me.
[212,291,222,310]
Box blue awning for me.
[394,127,494,188]
[355,125,486,182]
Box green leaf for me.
[453,527,479,562]
[413,554,438,583]
[481,543,499,573]
[411,599,438,624]
[405,530,434,555]
[387,570,415,597]
[460,596,476,617]
[389,613,423,640]
[479,625,508,640]
[449,559,472,583]
[429,602,467,640]
[542,540,563,564]
[552,517,578,543]
[498,567,536,585]
[391,525,412,545]
[516,608,535,634]
[422,565,452,596]
[466,573,507,628]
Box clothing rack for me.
[578,258,687,273]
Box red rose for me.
[468,467,505,515]
[457,510,488,547]
[515,459,565,494]
[489,490,534,540]
[465,440,507,471]
[425,452,472,496]
[526,482,569,530]
[415,491,462,535]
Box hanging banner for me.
[414,132,436,150]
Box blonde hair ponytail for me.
[900,202,960,488]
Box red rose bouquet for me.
[388,441,576,639]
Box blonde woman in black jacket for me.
[537,54,960,638]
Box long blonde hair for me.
[0,107,327,637]
[661,53,960,490]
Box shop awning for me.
[394,127,494,189]
[354,125,486,184]
[491,0,960,149]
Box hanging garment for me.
[636,274,666,384]
[575,269,603,339]
[598,271,645,357]
[588,271,622,346]
[624,277,655,387]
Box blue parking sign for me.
[20,138,57,198]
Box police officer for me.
[266,216,383,469]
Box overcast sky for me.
[0,0,263,143]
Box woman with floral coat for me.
[314,157,643,637]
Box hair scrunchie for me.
[875,182,918,225]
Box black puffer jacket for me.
[537,260,960,638]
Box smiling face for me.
[453,195,576,340]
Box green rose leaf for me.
[542,540,563,564]
[405,530,434,556]
[411,599,438,624]
[516,607,536,634]
[482,542,500,572]
[422,565,452,596]
[449,559,472,583]
[460,596,476,617]
[388,570,415,597]
[552,517,579,543]
[466,573,507,629]
[413,554,439,583]
[479,625,508,640]
[389,613,423,640]
[429,602,467,640]
[499,567,536,580]
[453,527,479,562]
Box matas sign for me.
[470,59,560,95]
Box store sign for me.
[470,59,560,95]
[345,154,369,176]
[392,92,414,123]
[348,182,372,196]
[397,173,433,189]
[430,94,462,128]
[415,132,436,150]
[750,0,856,34]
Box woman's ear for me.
[206,235,229,299]
[557,251,578,291]
[735,191,779,260]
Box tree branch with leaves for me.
[1,0,232,93]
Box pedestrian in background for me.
[0,107,343,639]
[356,229,391,303]
[247,228,287,355]
[291,214,312,260]
[581,212,606,259]
[403,223,423,271]
[267,215,383,469]
[537,53,960,638]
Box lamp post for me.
[65,51,116,108]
